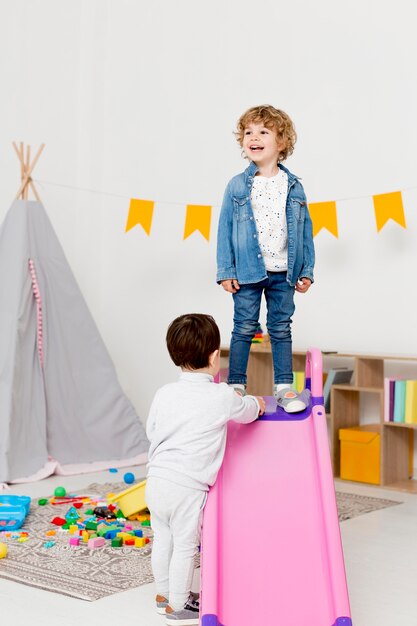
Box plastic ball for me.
[123,472,135,484]
[54,486,66,498]
[0,542,8,559]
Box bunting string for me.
[34,178,417,241]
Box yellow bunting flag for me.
[125,198,155,234]
[308,201,338,238]
[373,191,406,232]
[184,205,212,241]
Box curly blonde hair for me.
[235,105,297,162]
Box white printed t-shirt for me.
[251,169,289,271]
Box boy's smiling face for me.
[242,121,285,166]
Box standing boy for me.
[217,105,315,412]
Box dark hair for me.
[166,313,220,370]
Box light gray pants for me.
[146,476,207,610]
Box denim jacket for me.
[216,161,315,287]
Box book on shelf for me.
[386,378,417,424]
[393,380,406,423]
[323,368,353,413]
[384,378,396,422]
[405,380,417,424]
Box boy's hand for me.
[221,279,240,293]
[295,277,312,293]
[256,396,266,415]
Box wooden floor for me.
[1,467,416,626]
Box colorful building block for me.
[104,530,119,540]
[134,537,145,548]
[116,532,131,542]
[88,537,105,549]
[65,506,80,520]
[111,537,123,547]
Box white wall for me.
[1,0,417,424]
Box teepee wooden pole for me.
[29,179,41,202]
[12,141,23,167]
[24,145,31,200]
[13,142,45,201]
[19,142,24,184]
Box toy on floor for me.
[50,495,91,505]
[0,488,151,553]
[123,472,135,484]
[62,512,151,549]
[0,495,31,531]
[93,506,117,520]
[107,479,147,518]
[0,542,8,558]
[39,490,152,551]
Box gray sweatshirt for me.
[146,372,260,491]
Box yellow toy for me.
[0,542,8,559]
[107,479,147,518]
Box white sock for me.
[274,384,292,393]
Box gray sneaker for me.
[156,594,168,615]
[165,594,200,625]
[275,387,310,413]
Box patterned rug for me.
[0,483,400,601]
[336,490,400,521]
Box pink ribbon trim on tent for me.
[28,258,44,367]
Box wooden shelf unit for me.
[330,353,417,492]
[219,345,417,493]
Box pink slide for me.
[200,348,352,626]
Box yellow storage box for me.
[107,479,147,517]
[339,425,380,485]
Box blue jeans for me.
[228,272,295,386]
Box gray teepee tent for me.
[0,144,148,483]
